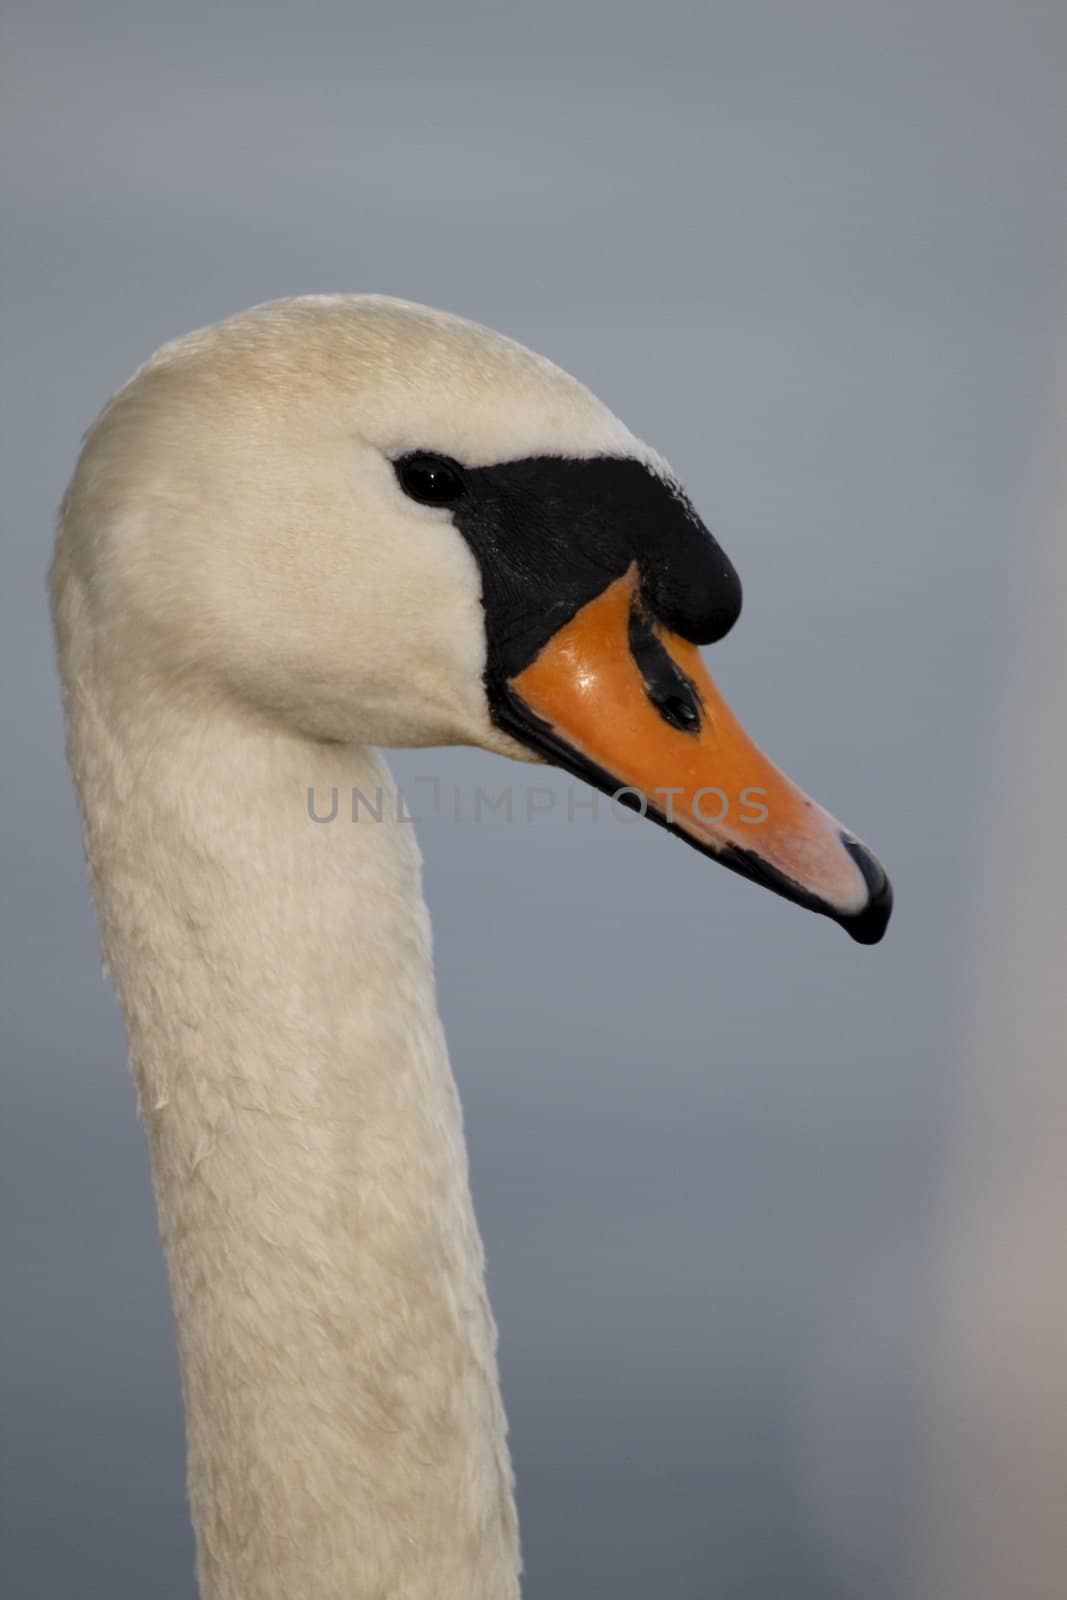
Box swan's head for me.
[58,294,891,943]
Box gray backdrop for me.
[3,3,1064,1597]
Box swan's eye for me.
[395,453,466,507]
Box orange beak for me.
[499,566,891,943]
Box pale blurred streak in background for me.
[914,299,1067,1597]
[795,285,1067,1600]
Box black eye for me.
[395,452,466,507]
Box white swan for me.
[50,294,890,1600]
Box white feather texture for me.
[50,295,663,1598]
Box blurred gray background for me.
[3,3,1065,1597]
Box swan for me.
[50,294,891,1600]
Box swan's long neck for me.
[57,634,520,1597]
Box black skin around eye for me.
[393,451,741,690]
[447,454,742,687]
[395,453,466,507]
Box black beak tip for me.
[837,835,893,945]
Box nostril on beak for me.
[656,691,701,731]
[627,606,704,734]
